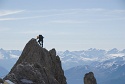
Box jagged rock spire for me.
[4,38,67,84]
[84,72,97,84]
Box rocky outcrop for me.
[4,38,67,84]
[4,80,14,84]
[84,72,97,84]
[0,78,3,83]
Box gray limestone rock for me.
[84,72,97,84]
[4,38,67,84]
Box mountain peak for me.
[4,38,67,84]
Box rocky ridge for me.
[4,38,67,84]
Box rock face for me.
[0,78,3,83]
[84,72,97,84]
[4,38,67,84]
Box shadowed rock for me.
[4,38,67,84]
[84,72,97,84]
[0,78,3,83]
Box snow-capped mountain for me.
[57,48,125,84]
[65,59,125,84]
[0,48,125,71]
[57,48,125,70]
[0,48,21,71]
[0,48,21,59]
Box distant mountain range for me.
[0,66,8,78]
[0,48,125,84]
[65,57,125,84]
[0,48,21,77]
[57,48,125,70]
[58,48,125,84]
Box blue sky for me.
[0,0,125,51]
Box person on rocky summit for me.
[37,35,44,47]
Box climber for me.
[37,35,44,47]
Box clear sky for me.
[0,0,125,51]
